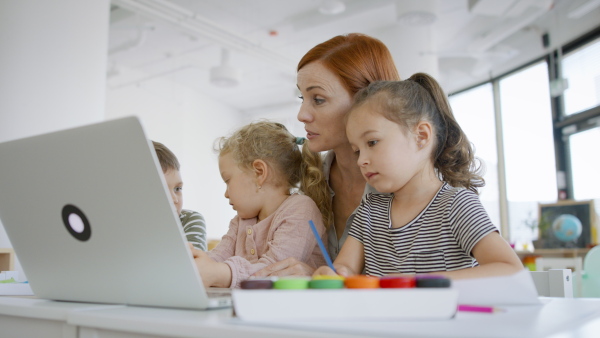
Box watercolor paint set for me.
[232,275,459,321]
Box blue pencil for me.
[308,220,336,273]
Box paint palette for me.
[233,275,458,321]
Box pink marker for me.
[457,305,504,313]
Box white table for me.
[0,297,122,338]
[2,296,600,338]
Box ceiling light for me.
[210,49,241,88]
[318,0,346,15]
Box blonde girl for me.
[315,74,523,279]
[191,121,330,288]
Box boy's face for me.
[164,169,183,215]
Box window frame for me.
[448,26,600,240]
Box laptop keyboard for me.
[207,288,232,298]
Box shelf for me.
[0,248,14,271]
[515,248,591,258]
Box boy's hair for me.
[350,73,485,193]
[216,121,332,228]
[152,141,180,173]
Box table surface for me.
[2,296,600,338]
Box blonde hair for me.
[152,140,180,173]
[350,74,485,193]
[216,121,332,227]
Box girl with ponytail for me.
[315,74,523,280]
[190,121,329,288]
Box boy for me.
[153,141,207,251]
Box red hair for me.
[298,33,400,95]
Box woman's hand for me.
[252,257,315,277]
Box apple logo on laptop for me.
[62,204,91,241]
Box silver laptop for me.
[0,116,231,310]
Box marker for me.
[457,305,504,313]
[308,220,336,273]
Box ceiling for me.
[107,0,600,116]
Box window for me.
[560,35,600,223]
[562,37,600,116]
[448,31,600,245]
[499,62,557,242]
[569,126,600,200]
[449,83,500,228]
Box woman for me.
[253,33,400,277]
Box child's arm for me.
[190,248,232,288]
[314,236,365,277]
[191,217,238,288]
[421,190,523,280]
[431,232,523,279]
[220,196,327,288]
[181,210,207,251]
[207,217,238,260]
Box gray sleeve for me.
[180,210,208,251]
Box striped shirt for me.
[349,183,497,276]
[180,209,207,251]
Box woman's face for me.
[297,61,354,153]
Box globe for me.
[552,214,583,242]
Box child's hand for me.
[188,242,198,254]
[313,265,338,277]
[191,250,232,288]
[314,264,353,277]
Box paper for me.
[0,282,33,296]
[453,268,541,305]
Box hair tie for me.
[295,137,306,145]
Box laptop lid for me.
[0,116,229,309]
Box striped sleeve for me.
[348,193,375,244]
[448,189,498,256]
[179,209,208,251]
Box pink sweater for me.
[208,194,327,288]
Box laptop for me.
[0,116,231,310]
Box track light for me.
[210,49,241,87]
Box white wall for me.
[0,0,110,281]
[106,68,242,240]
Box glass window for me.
[449,83,500,228]
[562,37,600,116]
[569,126,600,200]
[499,62,557,243]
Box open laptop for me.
[0,116,231,310]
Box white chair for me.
[582,246,600,297]
[535,257,582,297]
[530,269,573,297]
